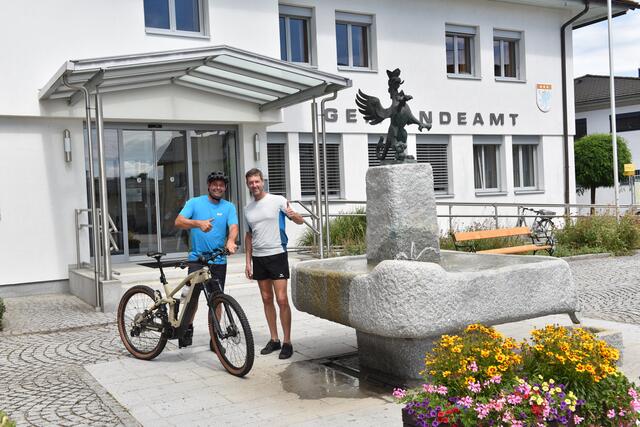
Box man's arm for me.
[226,224,239,254]
[284,202,304,225]
[175,214,214,232]
[244,231,253,279]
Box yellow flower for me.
[442,371,451,378]
[487,366,498,376]
[495,353,506,363]
[576,364,586,373]
[481,350,490,358]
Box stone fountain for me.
[291,70,580,381]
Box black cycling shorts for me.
[252,252,290,281]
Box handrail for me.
[74,208,120,270]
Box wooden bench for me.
[452,226,554,255]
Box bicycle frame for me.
[145,267,210,328]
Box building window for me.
[336,12,373,69]
[445,24,477,76]
[367,135,394,166]
[611,111,640,132]
[417,135,450,194]
[279,5,312,64]
[299,134,341,197]
[473,136,502,191]
[267,133,287,197]
[144,0,205,36]
[512,136,540,190]
[493,30,522,79]
[575,118,587,140]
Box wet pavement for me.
[1,252,640,425]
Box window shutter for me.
[267,143,286,197]
[299,142,341,197]
[367,135,395,166]
[417,143,449,193]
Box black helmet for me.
[207,171,229,185]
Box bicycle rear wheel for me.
[208,294,254,377]
[117,285,168,360]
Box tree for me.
[574,133,632,205]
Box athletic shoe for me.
[260,339,281,355]
[279,343,293,359]
[179,324,194,348]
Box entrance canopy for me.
[39,45,352,111]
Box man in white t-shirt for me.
[244,168,304,359]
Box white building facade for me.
[0,0,635,292]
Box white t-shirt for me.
[244,193,290,257]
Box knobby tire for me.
[117,285,168,360]
[208,294,254,377]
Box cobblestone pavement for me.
[568,253,640,325]
[0,295,139,426]
[0,254,639,426]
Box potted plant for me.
[393,324,640,426]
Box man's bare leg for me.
[273,279,291,343]
[258,279,279,341]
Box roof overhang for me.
[39,45,352,111]
[491,0,638,27]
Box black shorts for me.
[187,262,227,294]
[252,252,290,281]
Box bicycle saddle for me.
[539,209,556,216]
[146,251,166,261]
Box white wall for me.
[0,117,88,285]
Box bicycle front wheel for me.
[208,294,254,377]
[117,285,168,360]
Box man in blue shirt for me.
[174,171,238,348]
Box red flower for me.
[531,405,543,416]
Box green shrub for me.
[0,411,16,427]
[298,207,366,255]
[557,214,640,255]
[0,297,4,331]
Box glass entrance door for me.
[122,130,189,258]
[87,125,238,261]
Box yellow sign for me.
[624,163,635,176]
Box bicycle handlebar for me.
[196,248,231,265]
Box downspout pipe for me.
[62,76,102,309]
[561,1,590,214]
[320,91,338,254]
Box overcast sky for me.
[572,9,640,78]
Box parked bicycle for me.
[516,207,557,254]
[116,248,254,377]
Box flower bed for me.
[394,324,640,426]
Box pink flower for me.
[457,396,473,408]
[507,394,523,405]
[422,384,436,393]
[468,361,478,372]
[474,403,490,419]
[618,409,626,416]
[573,415,584,425]
[436,385,448,395]
[392,388,406,399]
[490,375,502,384]
[629,387,639,400]
[607,409,616,419]
[630,398,640,412]
[468,381,482,393]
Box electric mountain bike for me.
[117,248,254,377]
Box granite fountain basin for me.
[291,250,580,380]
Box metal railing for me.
[74,208,120,272]
[288,199,640,255]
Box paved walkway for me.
[1,253,640,426]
